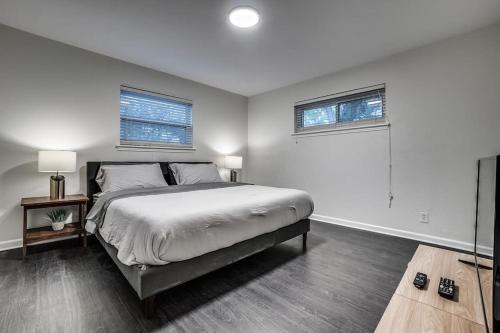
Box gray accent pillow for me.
[96,164,168,192]
[169,163,223,185]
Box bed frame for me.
[86,161,310,317]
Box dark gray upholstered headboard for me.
[86,161,213,210]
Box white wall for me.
[0,25,248,249]
[248,23,500,250]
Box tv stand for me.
[458,258,493,270]
[375,245,493,332]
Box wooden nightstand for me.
[20,194,89,257]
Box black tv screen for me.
[476,155,500,332]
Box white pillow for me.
[169,163,223,185]
[96,164,168,192]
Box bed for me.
[86,161,313,317]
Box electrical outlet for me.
[419,211,429,223]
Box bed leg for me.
[302,233,307,253]
[142,295,156,318]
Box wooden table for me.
[21,194,89,257]
[375,245,492,332]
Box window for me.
[295,85,385,133]
[119,87,193,148]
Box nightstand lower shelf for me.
[25,222,84,244]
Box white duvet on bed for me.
[98,185,313,266]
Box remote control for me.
[413,272,427,289]
[438,277,455,299]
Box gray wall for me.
[248,23,500,250]
[0,25,248,249]
[2,22,500,252]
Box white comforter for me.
[98,185,313,266]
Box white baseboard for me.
[0,235,82,253]
[0,238,22,252]
[311,214,493,256]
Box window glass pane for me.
[339,96,383,123]
[303,105,336,127]
[120,89,193,146]
[294,87,385,133]
[120,119,192,145]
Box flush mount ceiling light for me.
[229,6,260,28]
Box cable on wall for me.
[382,84,394,208]
[387,123,394,208]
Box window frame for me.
[117,85,195,151]
[294,84,386,135]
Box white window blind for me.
[295,85,386,134]
[119,87,193,148]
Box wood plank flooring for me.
[0,221,418,332]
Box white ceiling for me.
[1,0,500,96]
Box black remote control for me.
[413,272,427,289]
[438,277,455,299]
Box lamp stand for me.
[50,173,65,200]
[230,169,238,182]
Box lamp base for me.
[230,169,238,182]
[50,175,65,200]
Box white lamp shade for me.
[225,156,242,169]
[38,151,76,173]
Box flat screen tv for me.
[474,155,500,332]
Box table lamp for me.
[225,156,242,182]
[38,151,76,199]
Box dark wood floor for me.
[0,221,418,332]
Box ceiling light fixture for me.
[229,6,260,28]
